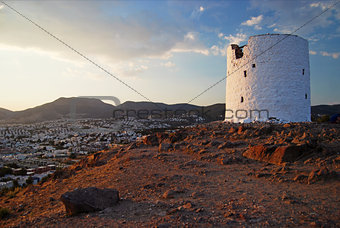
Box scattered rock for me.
[127,142,137,150]
[156,223,171,228]
[60,187,119,216]
[162,190,177,199]
[182,202,193,209]
[169,132,187,143]
[307,167,338,184]
[293,174,308,183]
[143,134,159,146]
[218,157,242,165]
[218,142,236,150]
[255,173,272,178]
[243,143,311,165]
[237,126,244,135]
[158,143,172,152]
[283,123,291,128]
[209,140,221,147]
[200,140,210,146]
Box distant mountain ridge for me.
[0,97,116,124]
[311,104,340,116]
[0,97,338,123]
[0,108,13,120]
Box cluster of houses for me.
[0,116,204,189]
[13,164,56,176]
[0,164,57,190]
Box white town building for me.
[225,34,311,123]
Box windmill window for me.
[252,64,256,68]
[305,93,308,99]
[302,69,305,75]
[241,96,244,103]
[244,70,247,77]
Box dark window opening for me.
[302,69,305,75]
[244,70,247,77]
[305,93,308,99]
[252,64,256,68]
[231,44,245,59]
[241,96,244,103]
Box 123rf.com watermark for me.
[70,96,269,121]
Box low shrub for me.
[0,207,10,219]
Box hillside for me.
[0,98,339,124]
[311,104,340,116]
[0,122,339,227]
[115,101,225,121]
[0,99,225,124]
[0,97,116,123]
[0,108,13,120]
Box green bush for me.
[0,167,12,177]
[39,174,52,184]
[7,163,19,169]
[12,179,20,188]
[317,115,330,123]
[0,187,9,197]
[0,207,10,219]
[26,176,33,185]
[52,168,65,179]
[69,153,77,159]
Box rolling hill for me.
[0,108,13,120]
[0,97,338,123]
[311,104,340,116]
[0,97,117,123]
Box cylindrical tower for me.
[225,34,311,123]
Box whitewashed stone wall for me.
[225,34,311,123]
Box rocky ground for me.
[0,122,339,227]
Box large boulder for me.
[243,144,311,165]
[60,187,119,216]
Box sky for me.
[0,0,339,111]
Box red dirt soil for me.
[0,122,339,227]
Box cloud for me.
[191,5,205,19]
[249,0,340,35]
[321,51,340,59]
[185,32,196,41]
[162,61,175,68]
[273,27,291,34]
[309,50,317,55]
[310,1,340,20]
[268,23,276,28]
[241,15,263,30]
[120,63,149,77]
[210,45,226,56]
[0,2,210,67]
[167,31,209,56]
[210,32,248,56]
[169,46,209,56]
[223,33,248,45]
[62,60,150,79]
[310,2,329,11]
